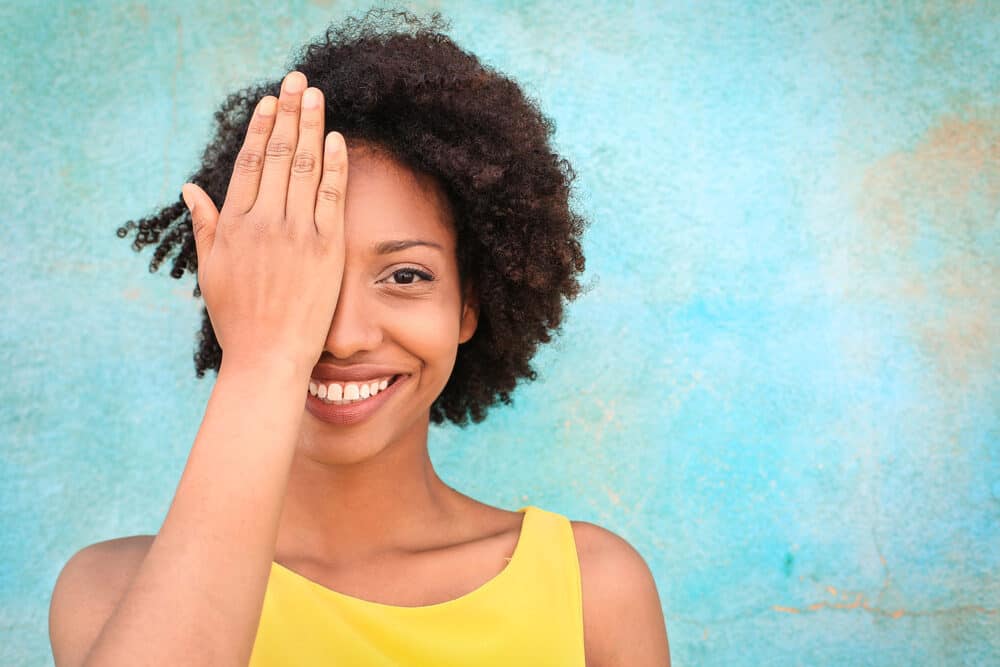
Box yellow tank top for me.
[248,505,585,666]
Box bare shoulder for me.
[49,535,155,667]
[570,520,671,667]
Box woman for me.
[49,10,670,666]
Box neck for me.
[274,417,460,566]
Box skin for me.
[49,70,670,666]
[274,142,497,591]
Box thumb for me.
[180,183,220,270]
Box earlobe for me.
[458,287,479,344]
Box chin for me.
[297,402,433,466]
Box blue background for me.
[2,1,998,664]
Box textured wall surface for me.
[2,1,998,665]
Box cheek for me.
[385,298,464,367]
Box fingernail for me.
[258,96,277,116]
[283,71,306,94]
[302,88,321,109]
[181,186,195,214]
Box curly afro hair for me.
[116,9,587,425]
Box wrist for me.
[218,352,313,384]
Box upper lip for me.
[310,364,408,382]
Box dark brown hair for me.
[116,9,587,425]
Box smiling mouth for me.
[308,374,403,405]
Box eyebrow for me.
[374,239,444,254]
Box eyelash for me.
[383,267,434,286]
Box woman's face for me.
[297,144,477,463]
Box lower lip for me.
[304,375,408,426]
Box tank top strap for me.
[505,505,585,661]
[514,505,582,591]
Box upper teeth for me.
[309,377,392,403]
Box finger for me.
[314,131,348,242]
[181,182,220,277]
[220,96,277,217]
[286,86,325,228]
[253,70,306,221]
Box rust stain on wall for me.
[858,113,1000,247]
[775,554,998,619]
[854,110,1000,386]
[773,595,996,619]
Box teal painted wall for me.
[2,1,998,664]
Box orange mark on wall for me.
[773,605,800,614]
[858,114,1000,249]
[774,585,997,619]
[852,110,1000,386]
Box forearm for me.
[84,357,309,666]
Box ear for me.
[458,282,479,344]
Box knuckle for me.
[265,140,294,160]
[247,117,271,136]
[235,149,264,174]
[317,183,343,204]
[291,151,317,174]
[313,230,336,253]
[251,219,270,238]
[278,98,299,114]
[300,116,323,131]
[323,160,345,176]
[191,216,209,239]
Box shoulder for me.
[49,535,154,667]
[570,520,671,667]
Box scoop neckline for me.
[271,505,536,611]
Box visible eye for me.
[384,267,434,285]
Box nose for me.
[322,276,383,360]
